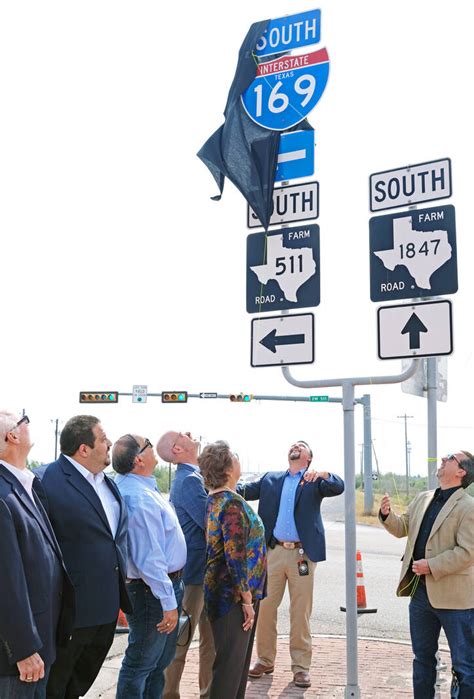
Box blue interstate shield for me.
[241,48,330,131]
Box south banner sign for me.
[241,48,330,131]
[254,9,321,58]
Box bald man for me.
[157,431,214,699]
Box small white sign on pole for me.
[401,357,448,402]
[132,385,148,403]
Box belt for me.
[126,569,184,585]
[275,540,303,550]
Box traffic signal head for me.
[161,391,188,403]
[229,393,253,402]
[79,392,119,403]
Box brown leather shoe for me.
[294,671,311,688]
[248,661,274,678]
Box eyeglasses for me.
[445,453,462,467]
[138,438,153,455]
[5,415,30,442]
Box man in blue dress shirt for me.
[112,434,187,699]
[157,431,214,699]
[241,441,344,689]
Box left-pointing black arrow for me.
[401,313,428,349]
[260,328,305,354]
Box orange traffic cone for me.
[356,550,368,609]
[115,609,130,634]
[340,550,377,615]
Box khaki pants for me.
[256,545,316,673]
[163,584,215,699]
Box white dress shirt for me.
[64,456,120,538]
[0,460,37,507]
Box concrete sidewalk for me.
[86,633,453,698]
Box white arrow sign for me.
[377,300,453,360]
[251,313,314,367]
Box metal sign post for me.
[427,357,438,489]
[281,359,419,699]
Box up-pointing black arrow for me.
[260,328,305,354]
[401,313,428,349]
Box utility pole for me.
[397,414,413,497]
[51,418,60,460]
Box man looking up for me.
[113,434,187,698]
[380,451,474,698]
[0,411,74,699]
[241,440,344,689]
[39,415,131,699]
[157,431,214,699]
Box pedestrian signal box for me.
[161,391,188,403]
[79,392,119,403]
[229,393,253,402]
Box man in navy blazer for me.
[38,415,132,699]
[157,431,214,699]
[240,441,344,689]
[0,410,74,699]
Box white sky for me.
[1,1,472,477]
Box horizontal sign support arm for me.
[281,357,420,389]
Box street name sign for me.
[247,224,320,313]
[370,158,452,212]
[254,9,321,57]
[251,313,314,367]
[310,395,328,402]
[377,300,453,360]
[248,181,319,228]
[369,205,457,302]
[275,130,315,182]
[132,385,147,403]
[241,48,330,130]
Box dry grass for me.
[355,490,408,526]
[356,491,383,527]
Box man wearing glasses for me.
[0,411,74,698]
[39,415,131,699]
[157,431,215,699]
[380,451,474,699]
[112,434,187,698]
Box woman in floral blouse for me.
[198,441,267,699]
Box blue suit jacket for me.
[39,455,132,628]
[238,470,344,563]
[0,465,74,676]
[169,463,207,585]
